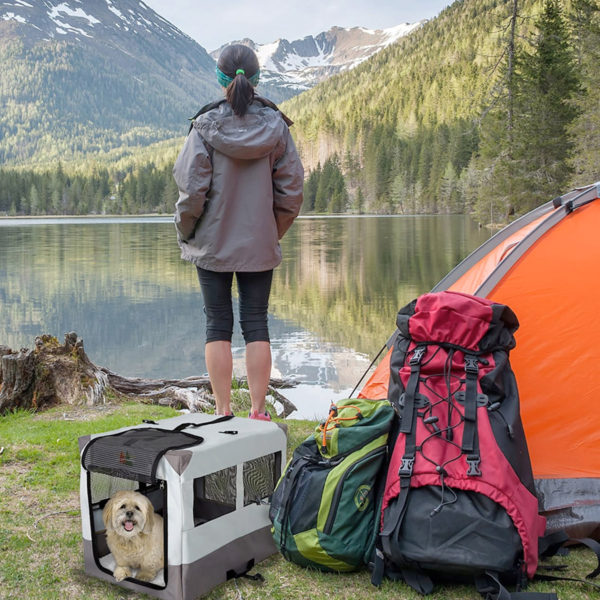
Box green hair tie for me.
[216,66,260,88]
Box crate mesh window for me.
[89,472,138,504]
[194,466,236,526]
[243,452,280,506]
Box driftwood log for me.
[0,333,297,417]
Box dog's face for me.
[103,490,155,539]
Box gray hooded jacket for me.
[173,100,304,272]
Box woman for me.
[173,44,304,420]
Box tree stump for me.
[0,333,298,417]
[0,333,108,413]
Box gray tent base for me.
[537,478,600,539]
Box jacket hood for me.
[194,101,287,160]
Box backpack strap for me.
[187,99,227,132]
[461,354,479,454]
[476,572,559,600]
[537,533,600,583]
[399,345,426,433]
[379,345,424,562]
[277,454,312,562]
[402,568,434,594]
[187,95,293,133]
[380,402,418,558]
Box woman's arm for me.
[272,129,304,239]
[173,128,212,241]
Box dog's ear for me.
[102,497,115,531]
[141,496,156,534]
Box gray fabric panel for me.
[182,525,277,599]
[78,434,91,452]
[165,449,194,475]
[536,477,600,539]
[83,539,181,600]
[84,527,276,599]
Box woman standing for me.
[173,44,304,420]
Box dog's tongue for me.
[124,520,134,532]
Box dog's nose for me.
[126,511,134,518]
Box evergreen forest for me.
[288,0,600,220]
[1,0,599,222]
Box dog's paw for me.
[136,569,157,582]
[113,566,131,582]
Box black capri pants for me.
[196,268,273,344]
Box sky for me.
[143,0,454,52]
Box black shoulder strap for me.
[476,572,559,600]
[187,99,227,132]
[187,96,294,134]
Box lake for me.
[0,215,489,419]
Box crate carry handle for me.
[172,415,234,432]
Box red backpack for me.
[372,291,547,597]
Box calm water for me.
[0,216,489,418]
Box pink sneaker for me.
[248,410,271,421]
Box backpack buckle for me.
[466,454,482,476]
[399,457,415,477]
[410,346,426,365]
[464,355,479,375]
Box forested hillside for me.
[0,0,219,165]
[285,0,600,219]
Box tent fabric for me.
[359,183,600,534]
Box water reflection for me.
[0,216,488,418]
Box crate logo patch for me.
[354,484,371,511]
[119,450,133,466]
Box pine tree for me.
[471,0,521,221]
[568,0,600,184]
[474,0,580,219]
[303,164,320,213]
[512,0,580,211]
[354,187,365,214]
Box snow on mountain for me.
[211,23,423,95]
[0,0,185,43]
[0,0,218,94]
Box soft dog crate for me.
[79,413,286,599]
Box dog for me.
[102,489,164,582]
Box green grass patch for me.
[0,402,597,600]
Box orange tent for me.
[360,183,600,537]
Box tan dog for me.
[102,490,164,582]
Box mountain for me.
[0,0,220,165]
[211,24,422,100]
[282,0,554,213]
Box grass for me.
[0,401,598,600]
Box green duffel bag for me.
[269,397,394,572]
